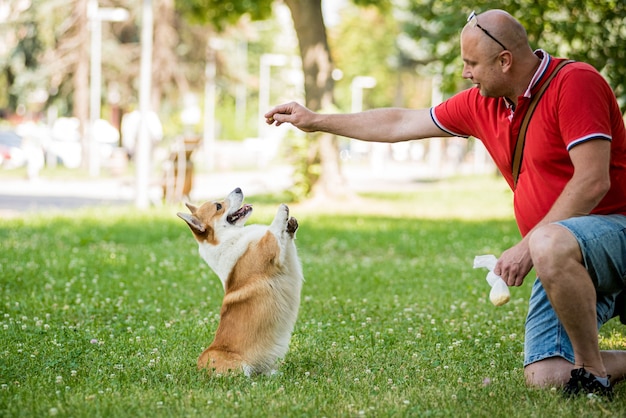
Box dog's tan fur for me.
[178,188,303,376]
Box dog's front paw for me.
[286,217,298,236]
[276,204,289,223]
[279,203,289,216]
[270,204,289,232]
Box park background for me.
[1,0,625,416]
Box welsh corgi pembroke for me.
[177,187,303,376]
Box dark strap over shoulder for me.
[512,60,574,189]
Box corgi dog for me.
[177,187,303,376]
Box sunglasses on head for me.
[467,10,508,51]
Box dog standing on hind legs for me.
[177,187,304,376]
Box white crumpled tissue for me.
[473,255,510,306]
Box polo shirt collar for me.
[523,49,551,98]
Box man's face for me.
[460,30,504,98]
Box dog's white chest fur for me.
[198,225,268,289]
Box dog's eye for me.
[215,203,222,211]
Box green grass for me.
[1,176,624,417]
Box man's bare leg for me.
[529,224,607,377]
[525,352,626,387]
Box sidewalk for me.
[0,161,449,216]
[0,165,295,215]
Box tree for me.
[176,0,391,200]
[281,0,339,199]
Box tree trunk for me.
[284,0,348,199]
[152,0,189,112]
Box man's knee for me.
[528,224,581,280]
[524,357,574,387]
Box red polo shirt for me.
[431,52,626,235]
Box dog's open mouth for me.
[227,204,253,224]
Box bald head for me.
[463,9,530,54]
[460,10,541,104]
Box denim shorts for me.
[524,214,626,366]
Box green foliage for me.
[397,0,626,109]
[1,178,624,416]
[283,130,320,201]
[330,6,402,110]
[518,0,626,109]
[352,0,392,10]
[174,0,273,31]
[328,3,441,111]
[0,17,44,110]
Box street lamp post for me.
[87,0,129,177]
[349,76,377,160]
[135,0,153,209]
[350,76,376,113]
[257,54,289,139]
[202,38,224,171]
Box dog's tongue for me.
[227,204,252,223]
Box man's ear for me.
[177,212,206,234]
[499,50,513,73]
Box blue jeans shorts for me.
[524,214,626,367]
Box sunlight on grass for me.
[293,174,515,220]
[0,176,624,417]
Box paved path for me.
[0,165,295,216]
[0,162,442,217]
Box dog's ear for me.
[185,202,198,213]
[177,212,206,234]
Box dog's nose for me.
[233,187,242,194]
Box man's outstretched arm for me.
[265,101,450,143]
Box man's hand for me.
[265,102,317,132]
[495,237,534,287]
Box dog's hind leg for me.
[198,347,243,375]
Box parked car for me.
[0,129,26,169]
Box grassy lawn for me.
[1,176,624,417]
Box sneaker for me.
[563,367,614,400]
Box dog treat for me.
[473,255,511,306]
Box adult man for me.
[265,10,626,398]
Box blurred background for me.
[1,0,624,210]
